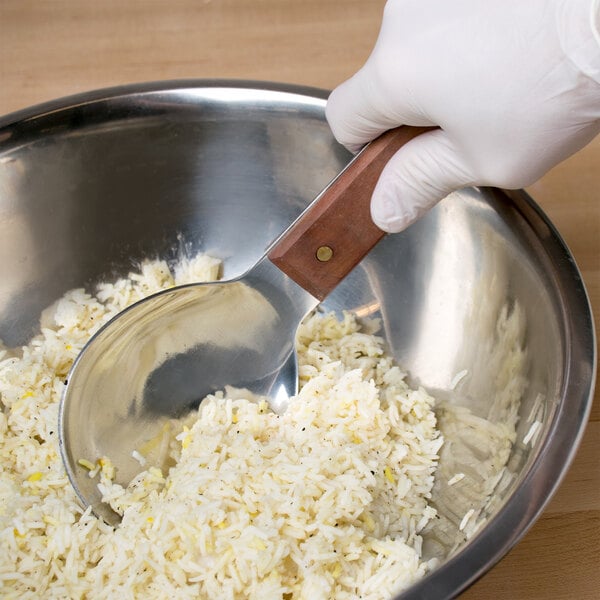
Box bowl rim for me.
[0,78,330,129]
[0,79,596,599]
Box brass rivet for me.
[316,245,334,262]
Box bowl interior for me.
[0,82,594,598]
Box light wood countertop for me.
[1,1,598,598]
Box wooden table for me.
[1,1,598,598]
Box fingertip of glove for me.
[370,181,419,234]
[325,85,349,134]
[370,129,478,233]
[325,86,361,151]
[326,76,391,151]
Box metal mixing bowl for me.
[0,80,595,598]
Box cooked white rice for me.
[0,255,445,599]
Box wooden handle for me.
[268,126,431,300]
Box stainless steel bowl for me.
[0,80,595,598]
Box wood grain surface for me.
[1,1,598,598]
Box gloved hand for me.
[326,0,600,233]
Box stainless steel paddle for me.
[59,126,428,524]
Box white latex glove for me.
[326,0,600,232]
